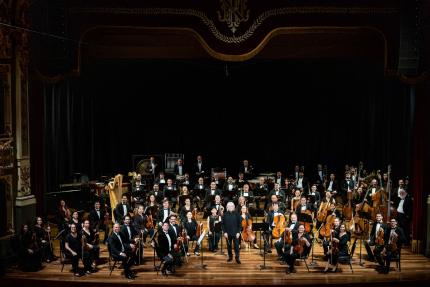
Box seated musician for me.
[157,200,172,227]
[254,177,269,209]
[178,185,191,208]
[34,217,54,263]
[240,184,255,212]
[204,184,221,217]
[236,196,248,213]
[208,207,222,252]
[56,199,71,234]
[131,173,145,200]
[114,194,132,224]
[163,179,178,209]
[239,205,259,249]
[275,213,299,263]
[89,201,109,244]
[222,176,237,203]
[379,218,405,274]
[183,211,201,256]
[109,223,135,279]
[168,214,184,265]
[157,221,176,275]
[326,173,339,196]
[19,224,42,272]
[68,211,82,234]
[269,194,287,214]
[192,177,208,210]
[64,223,83,276]
[154,172,167,190]
[148,183,164,204]
[295,197,314,229]
[120,216,138,262]
[316,191,336,230]
[269,183,286,204]
[364,212,386,263]
[324,223,350,272]
[284,224,311,274]
[181,173,191,189]
[237,172,248,189]
[323,217,341,257]
[133,205,147,260]
[307,184,321,211]
[82,219,99,273]
[174,158,186,182]
[265,202,283,253]
[290,189,302,213]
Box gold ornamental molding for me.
[70,6,398,44]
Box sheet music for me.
[197,229,207,246]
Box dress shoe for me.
[227,257,233,262]
[253,243,259,249]
[235,258,241,264]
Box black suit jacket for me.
[394,196,413,219]
[340,179,355,197]
[114,203,132,223]
[369,221,387,244]
[222,211,242,236]
[157,208,171,224]
[120,224,137,244]
[89,208,106,230]
[158,231,173,257]
[194,162,207,177]
[173,164,186,176]
[109,232,128,258]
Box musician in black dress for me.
[222,202,242,264]
[19,224,42,272]
[34,217,54,263]
[81,219,99,273]
[324,223,350,272]
[65,223,82,276]
[183,211,201,255]
[207,207,222,252]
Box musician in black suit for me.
[222,202,242,264]
[364,212,387,263]
[285,224,311,274]
[192,177,208,210]
[193,155,207,180]
[89,201,109,244]
[157,222,175,274]
[268,183,286,205]
[295,171,309,193]
[394,189,412,245]
[163,179,178,208]
[109,223,134,279]
[340,172,355,204]
[239,159,254,180]
[154,172,167,190]
[274,171,284,186]
[222,176,237,204]
[120,215,139,264]
[380,218,406,274]
[149,156,160,178]
[325,173,339,195]
[148,183,164,204]
[254,177,269,209]
[173,158,186,178]
[114,195,132,224]
[274,213,299,262]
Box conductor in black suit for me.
[222,202,242,264]
[109,223,134,279]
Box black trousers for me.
[226,234,240,259]
[112,253,131,276]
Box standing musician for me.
[34,217,54,263]
[364,212,387,263]
[89,201,109,244]
[57,199,71,233]
[239,159,254,180]
[120,215,139,265]
[157,200,172,227]
[222,202,242,264]
[114,194,132,224]
[316,191,336,230]
[284,224,311,274]
[157,221,176,275]
[183,211,201,256]
[193,155,207,180]
[207,207,222,252]
[239,205,259,249]
[65,223,83,277]
[275,213,299,263]
[131,173,146,200]
[340,172,355,204]
[379,218,405,274]
[109,223,135,279]
[324,223,350,272]
[394,189,412,246]
[295,171,309,193]
[81,219,99,273]
[19,224,42,272]
[133,205,148,259]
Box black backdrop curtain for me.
[42,59,412,195]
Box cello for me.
[342,189,353,220]
[241,216,256,243]
[272,214,286,238]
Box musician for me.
[340,172,355,204]
[89,201,109,244]
[65,223,82,277]
[268,183,286,204]
[268,194,287,214]
[19,224,42,272]
[133,205,149,247]
[254,176,269,203]
[120,215,138,265]
[265,202,283,253]
[148,183,164,204]
[163,179,178,209]
[114,195,132,224]
[109,223,135,279]
[367,179,382,204]
[239,159,254,180]
[324,223,350,272]
[285,224,311,274]
[295,171,309,192]
[222,176,237,203]
[322,217,340,256]
[290,189,302,213]
[68,211,82,234]
[179,198,195,223]
[204,182,221,215]
[307,184,321,211]
[365,213,387,263]
[131,173,145,199]
[149,156,159,177]
[237,172,248,189]
[183,211,201,256]
[173,158,186,179]
[56,199,71,233]
[157,200,172,227]
[145,194,159,231]
[394,189,412,245]
[326,173,339,195]
[178,185,191,208]
[239,183,254,207]
[394,179,407,198]
[316,191,336,229]
[222,202,242,264]
[239,205,259,249]
[193,155,207,180]
[207,207,222,252]
[236,196,248,213]
[168,214,181,242]
[275,171,284,186]
[295,197,314,227]
[275,213,299,262]
[379,218,406,274]
[210,195,224,215]
[81,220,99,273]
[34,217,53,263]
[154,172,167,190]
[181,173,191,189]
[192,177,208,210]
[157,222,175,275]
[168,214,184,265]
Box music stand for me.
[253,223,272,270]
[193,230,207,269]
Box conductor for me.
[222,202,242,264]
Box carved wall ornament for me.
[217,0,250,34]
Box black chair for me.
[106,242,119,276]
[297,246,310,272]
[59,239,73,273]
[388,246,402,272]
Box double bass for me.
[342,189,353,220]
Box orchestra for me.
[15,159,415,279]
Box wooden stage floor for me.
[2,233,430,287]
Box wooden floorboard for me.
[3,231,430,287]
